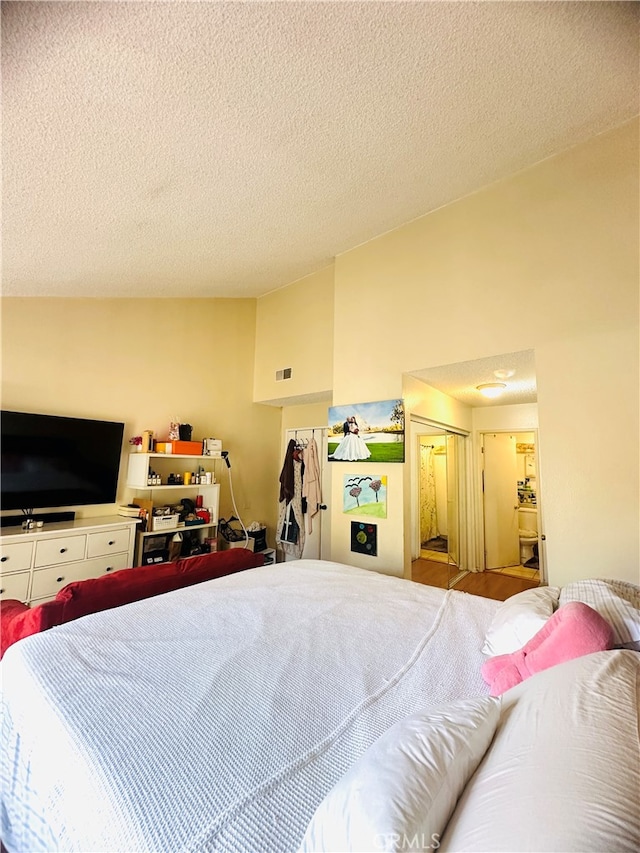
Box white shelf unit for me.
[126,452,221,490]
[126,453,221,566]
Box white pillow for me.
[299,696,500,853]
[440,650,640,852]
[481,586,560,656]
[559,578,640,649]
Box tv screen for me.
[1,411,125,511]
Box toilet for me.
[518,507,538,565]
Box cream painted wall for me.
[254,265,334,404]
[330,120,638,586]
[404,375,472,432]
[281,401,331,433]
[472,404,538,433]
[1,299,282,540]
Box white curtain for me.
[420,445,437,545]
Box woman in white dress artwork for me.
[332,417,371,461]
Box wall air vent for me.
[275,368,293,381]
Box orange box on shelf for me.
[170,440,204,455]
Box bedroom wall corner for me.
[0,297,282,536]
[329,119,639,586]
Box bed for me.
[1,560,638,852]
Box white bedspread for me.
[1,559,498,853]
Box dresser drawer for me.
[0,541,34,573]
[87,527,131,559]
[30,553,131,601]
[30,560,90,600]
[82,553,131,578]
[34,535,87,568]
[0,570,30,602]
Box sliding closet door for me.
[445,431,460,586]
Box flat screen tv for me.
[1,410,125,511]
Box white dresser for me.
[0,516,138,605]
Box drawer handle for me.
[56,576,65,583]
[0,556,7,563]
[59,548,67,554]
[108,540,115,546]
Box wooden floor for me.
[411,558,539,602]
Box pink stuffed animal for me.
[482,601,614,696]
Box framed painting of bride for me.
[327,399,404,463]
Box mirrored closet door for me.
[418,428,465,589]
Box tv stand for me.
[0,511,76,529]
[0,516,136,604]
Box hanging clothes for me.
[302,436,321,534]
[279,439,296,505]
[276,456,305,559]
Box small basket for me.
[152,513,179,531]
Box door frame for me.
[282,426,330,560]
[409,416,472,571]
[476,428,545,581]
[481,432,520,570]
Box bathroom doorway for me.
[481,430,541,583]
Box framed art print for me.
[328,399,404,463]
[350,521,377,557]
[343,474,387,517]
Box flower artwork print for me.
[343,474,387,517]
[327,399,404,463]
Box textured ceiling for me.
[410,350,537,408]
[2,1,638,298]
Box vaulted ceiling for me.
[3,1,638,297]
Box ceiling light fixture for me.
[476,382,507,398]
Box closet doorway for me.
[412,419,469,589]
[279,427,330,561]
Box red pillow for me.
[171,548,264,577]
[0,598,64,657]
[56,548,264,623]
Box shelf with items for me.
[129,485,220,526]
[126,459,221,567]
[135,522,219,567]
[137,520,218,539]
[126,453,220,490]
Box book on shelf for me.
[118,505,143,518]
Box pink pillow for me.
[481,601,614,695]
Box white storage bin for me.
[152,514,179,531]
